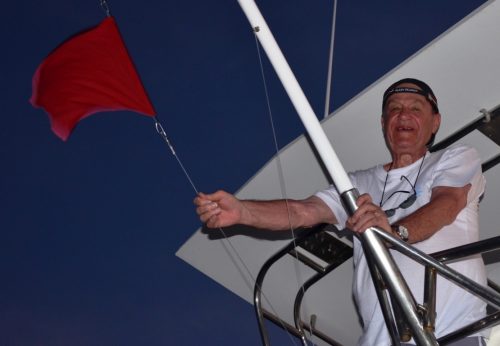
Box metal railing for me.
[254,226,500,345]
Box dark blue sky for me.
[1,1,486,345]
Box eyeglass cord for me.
[379,152,427,212]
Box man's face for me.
[381,83,441,156]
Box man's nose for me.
[398,106,412,118]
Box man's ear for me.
[427,113,441,148]
[433,113,441,134]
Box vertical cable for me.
[254,33,310,346]
[154,115,299,345]
[323,0,338,118]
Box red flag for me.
[30,17,156,141]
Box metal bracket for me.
[480,108,492,123]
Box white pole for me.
[237,0,353,194]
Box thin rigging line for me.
[254,34,311,346]
[99,0,111,17]
[323,0,338,118]
[154,118,199,194]
[154,115,296,344]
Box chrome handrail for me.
[253,226,324,346]
[255,229,500,345]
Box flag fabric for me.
[30,17,156,141]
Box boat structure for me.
[177,0,500,344]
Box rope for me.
[323,0,338,118]
[153,115,298,344]
[253,33,311,346]
[154,118,198,194]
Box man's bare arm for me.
[347,185,471,244]
[396,184,471,243]
[195,191,337,230]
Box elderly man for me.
[195,78,488,345]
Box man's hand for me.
[194,190,244,228]
[346,193,392,235]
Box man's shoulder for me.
[350,164,382,177]
[430,143,480,165]
[432,143,478,157]
[348,165,385,188]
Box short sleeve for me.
[315,172,359,228]
[431,144,485,203]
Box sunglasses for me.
[379,153,426,218]
[383,190,417,217]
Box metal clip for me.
[155,120,176,155]
[480,108,492,123]
[100,0,111,17]
[310,314,317,332]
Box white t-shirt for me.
[316,144,487,346]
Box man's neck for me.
[386,150,427,170]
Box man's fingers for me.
[349,208,388,233]
[194,190,238,229]
[356,193,373,207]
[197,202,220,218]
[194,191,220,204]
[349,203,378,224]
[199,207,221,223]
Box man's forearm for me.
[396,186,469,243]
[239,196,336,231]
[239,199,305,230]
